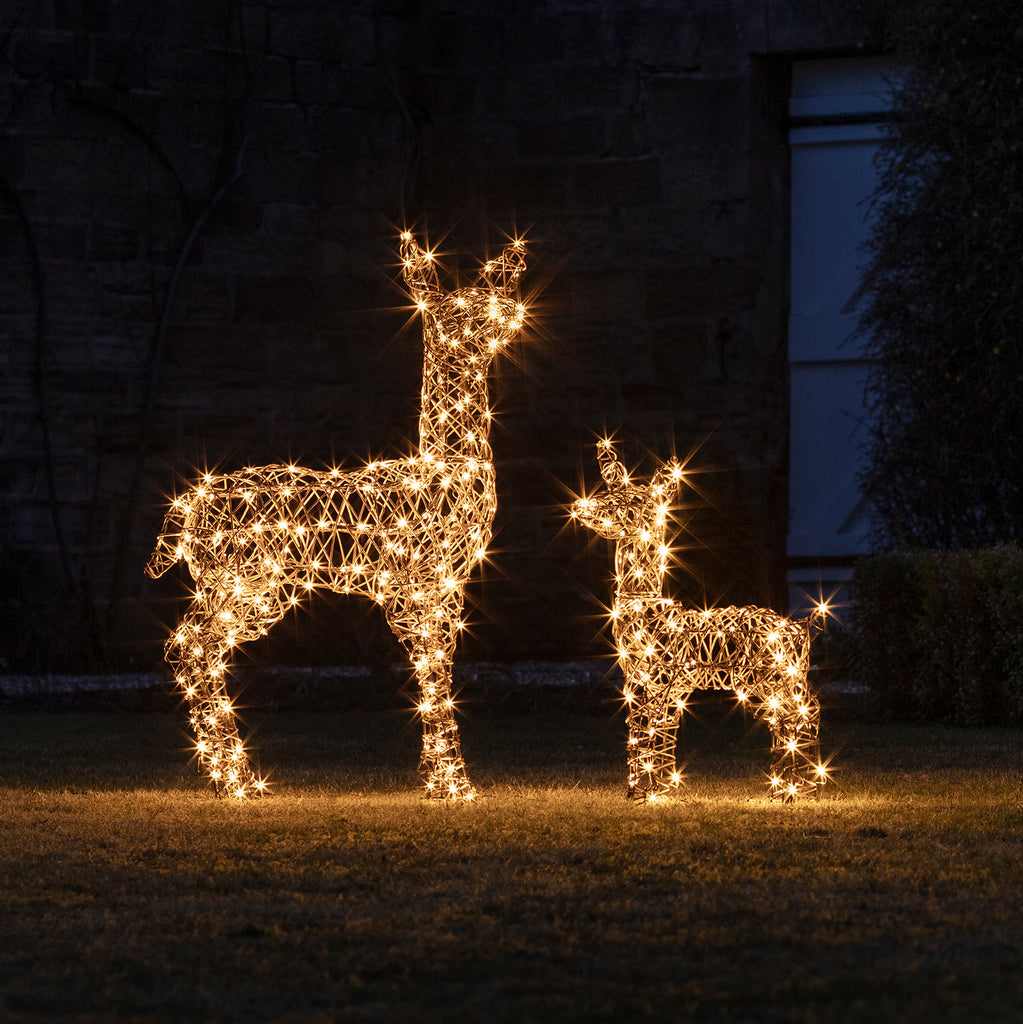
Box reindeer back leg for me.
[625,675,685,802]
[745,631,824,801]
[765,676,823,801]
[167,580,298,796]
[167,605,260,796]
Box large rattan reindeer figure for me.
[146,232,527,800]
[571,441,828,802]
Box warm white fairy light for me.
[147,232,527,799]
[571,440,829,802]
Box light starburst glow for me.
[146,232,528,799]
[571,440,829,802]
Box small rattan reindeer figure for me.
[571,440,828,802]
[146,232,528,800]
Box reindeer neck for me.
[417,328,495,465]
[613,525,669,603]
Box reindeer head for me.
[401,232,527,362]
[571,441,684,541]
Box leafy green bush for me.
[851,546,1023,724]
[859,1,1023,548]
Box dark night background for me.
[0,1,883,674]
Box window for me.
[787,57,896,613]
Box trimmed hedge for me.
[851,546,1023,725]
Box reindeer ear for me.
[597,440,626,487]
[400,232,440,300]
[650,459,683,499]
[477,239,527,294]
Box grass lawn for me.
[1,698,1022,1022]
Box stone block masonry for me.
[0,0,874,672]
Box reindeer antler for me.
[597,440,627,487]
[650,458,684,499]
[478,239,527,294]
[401,231,440,301]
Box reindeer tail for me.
[145,504,188,578]
[806,604,829,640]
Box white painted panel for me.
[788,315,862,362]
[786,59,897,615]
[789,137,878,319]
[789,123,887,145]
[790,57,897,107]
[788,362,872,557]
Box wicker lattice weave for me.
[572,440,828,801]
[146,233,527,799]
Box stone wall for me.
[0,0,876,671]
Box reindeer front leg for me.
[625,679,684,802]
[387,593,474,800]
[414,651,474,800]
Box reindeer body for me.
[572,441,827,801]
[147,233,526,799]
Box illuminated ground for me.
[1,707,1021,1022]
